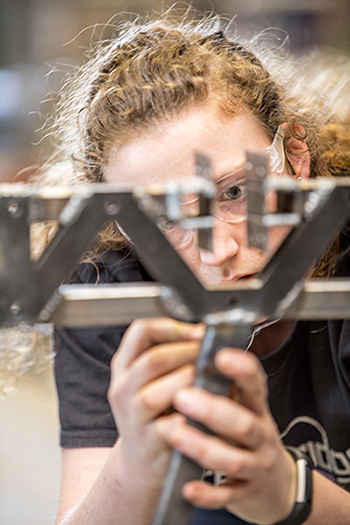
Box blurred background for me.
[0,0,349,524]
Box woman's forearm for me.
[56,441,163,525]
[305,470,350,525]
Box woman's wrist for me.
[269,449,312,525]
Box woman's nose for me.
[199,220,240,267]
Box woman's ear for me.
[283,123,310,180]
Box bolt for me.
[9,302,22,316]
[104,199,120,216]
[7,200,22,218]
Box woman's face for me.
[104,104,290,285]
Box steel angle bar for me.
[290,279,350,320]
[51,283,165,326]
[43,278,350,327]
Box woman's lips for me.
[217,272,259,284]
[236,273,258,281]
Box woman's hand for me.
[156,347,297,525]
[108,318,296,525]
[107,318,205,489]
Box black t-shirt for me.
[54,249,350,524]
[55,249,152,448]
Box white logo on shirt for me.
[281,415,350,486]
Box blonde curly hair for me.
[35,12,350,276]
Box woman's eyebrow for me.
[213,162,246,183]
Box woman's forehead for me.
[104,106,271,185]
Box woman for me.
[43,13,350,525]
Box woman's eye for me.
[224,184,246,200]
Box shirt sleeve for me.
[54,325,126,448]
[54,249,153,448]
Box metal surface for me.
[52,283,165,326]
[292,279,350,320]
[246,151,269,250]
[1,177,349,326]
[153,323,252,525]
[50,279,350,326]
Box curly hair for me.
[35,12,350,276]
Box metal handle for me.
[151,323,252,525]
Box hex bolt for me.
[9,302,22,316]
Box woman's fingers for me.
[171,387,264,449]
[215,348,268,416]
[181,479,246,510]
[158,349,270,450]
[108,319,204,423]
[113,318,204,371]
[125,340,199,392]
[109,332,202,417]
[109,360,196,425]
[108,319,203,423]
[157,419,257,478]
[133,365,195,422]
